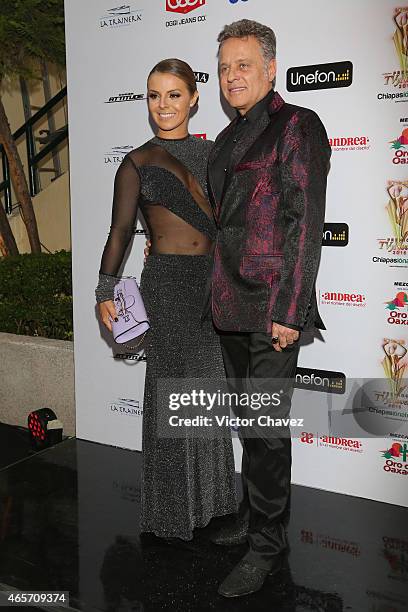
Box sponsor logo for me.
[113,351,147,361]
[382,536,408,581]
[390,124,408,163]
[385,286,408,325]
[374,181,408,265]
[300,432,363,452]
[105,92,145,103]
[100,5,142,28]
[381,338,407,399]
[166,0,205,13]
[287,61,352,92]
[300,530,361,556]
[194,71,209,83]
[378,8,408,102]
[295,368,346,394]
[193,133,207,139]
[165,0,206,25]
[104,145,133,164]
[381,441,408,476]
[322,223,349,246]
[109,398,143,416]
[329,136,370,152]
[319,290,366,308]
[229,0,249,3]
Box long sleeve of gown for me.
[95,155,140,303]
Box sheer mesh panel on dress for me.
[99,142,215,278]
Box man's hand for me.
[271,322,299,352]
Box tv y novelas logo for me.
[379,8,408,102]
[322,223,349,246]
[99,5,142,28]
[373,181,408,263]
[295,368,346,394]
[287,61,352,92]
[319,290,366,308]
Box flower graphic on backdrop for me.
[394,7,408,72]
[386,180,408,248]
[381,338,407,398]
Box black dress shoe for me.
[210,519,248,546]
[218,559,270,598]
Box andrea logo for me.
[194,71,209,83]
[295,368,346,394]
[329,136,370,151]
[319,290,366,308]
[287,61,353,92]
[322,223,349,246]
[166,0,205,14]
[105,92,145,103]
[100,5,142,28]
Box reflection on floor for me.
[0,429,407,611]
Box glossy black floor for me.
[0,425,407,612]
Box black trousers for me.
[219,331,300,569]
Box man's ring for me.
[271,336,279,344]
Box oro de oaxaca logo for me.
[166,0,205,13]
[385,289,408,326]
[382,441,408,462]
[390,126,408,164]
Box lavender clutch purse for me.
[110,277,150,347]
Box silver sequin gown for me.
[95,135,237,539]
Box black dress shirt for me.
[212,88,301,332]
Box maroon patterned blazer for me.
[208,91,331,334]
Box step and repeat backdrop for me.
[65,0,408,508]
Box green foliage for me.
[0,249,73,340]
[0,0,65,80]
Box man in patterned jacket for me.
[207,19,331,597]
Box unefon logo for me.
[166,0,205,14]
[294,368,346,394]
[287,61,353,92]
[322,223,349,246]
